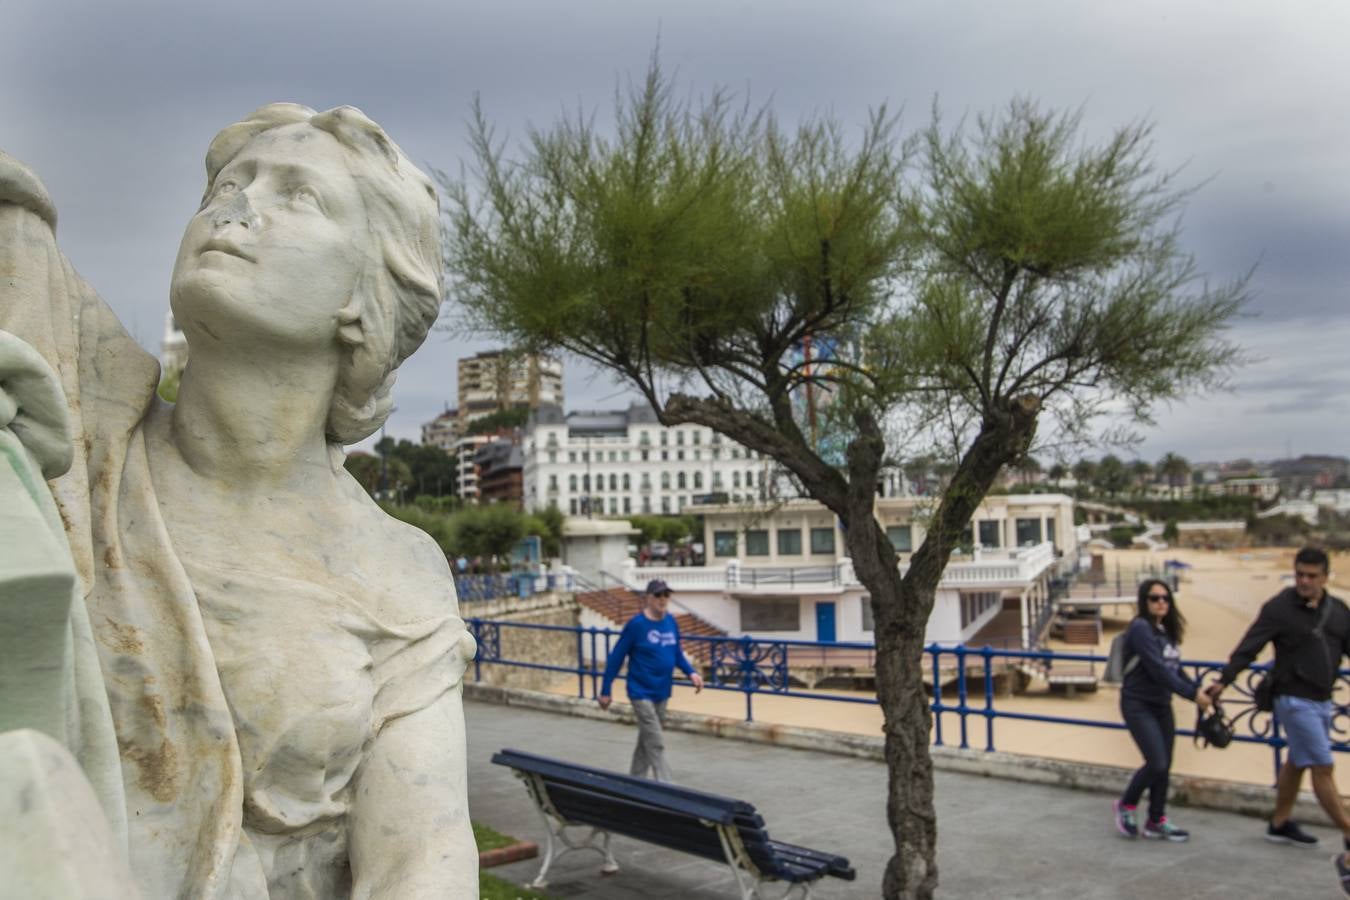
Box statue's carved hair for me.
[203,103,442,444]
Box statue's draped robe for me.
[0,153,472,899]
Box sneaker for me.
[1142,817,1189,842]
[1113,799,1138,838]
[1336,852,1350,898]
[1267,819,1321,847]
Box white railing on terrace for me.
[623,541,1058,592]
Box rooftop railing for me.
[465,617,1350,781]
[623,541,1059,592]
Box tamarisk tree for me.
[442,63,1245,899]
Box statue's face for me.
[170,124,371,351]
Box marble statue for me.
[0,105,478,899]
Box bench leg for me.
[529,813,618,889]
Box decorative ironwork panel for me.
[708,637,789,693]
[469,620,501,662]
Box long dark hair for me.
[1136,578,1186,644]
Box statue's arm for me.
[349,686,477,899]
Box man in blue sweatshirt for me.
[599,579,704,781]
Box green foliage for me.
[627,514,699,547]
[466,406,530,436]
[348,439,457,500]
[1124,495,1257,522]
[157,367,181,403]
[524,503,565,559]
[1162,519,1179,542]
[1107,525,1143,548]
[472,822,517,853]
[480,872,550,900]
[379,501,456,555]
[448,503,529,570]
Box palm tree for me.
[1157,452,1191,498]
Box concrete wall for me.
[468,593,581,691]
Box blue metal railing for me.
[465,617,1350,781]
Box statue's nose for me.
[212,191,259,231]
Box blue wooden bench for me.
[491,748,855,899]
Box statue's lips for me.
[199,239,256,263]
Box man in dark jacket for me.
[1206,547,1350,894]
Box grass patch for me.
[480,871,550,899]
[473,821,519,854]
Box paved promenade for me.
[467,700,1343,899]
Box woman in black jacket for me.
[1113,578,1212,841]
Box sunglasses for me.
[1146,594,1170,602]
[653,592,671,599]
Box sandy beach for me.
[576,547,1350,792]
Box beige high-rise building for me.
[457,349,563,428]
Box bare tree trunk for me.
[850,518,938,900]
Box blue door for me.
[815,602,837,642]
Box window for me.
[693,450,701,461]
[582,474,590,491]
[731,448,741,459]
[886,525,912,552]
[810,527,836,554]
[641,450,649,461]
[714,530,738,556]
[745,529,770,556]
[661,432,669,446]
[978,520,1001,548]
[677,450,685,461]
[622,451,630,462]
[569,474,578,491]
[740,597,800,631]
[693,471,703,489]
[693,431,702,445]
[622,473,631,490]
[661,496,671,513]
[641,474,651,490]
[746,470,755,487]
[569,499,578,515]
[569,452,577,463]
[582,451,589,463]
[676,431,685,445]
[777,528,802,556]
[861,595,874,632]
[609,473,617,491]
[609,451,617,462]
[678,496,687,509]
[661,450,669,461]
[641,498,652,513]
[623,497,631,514]
[661,472,671,489]
[733,471,741,489]
[713,472,723,488]
[1047,518,1057,548]
[547,451,556,464]
[1015,518,1043,546]
[548,475,558,491]
[677,472,687,489]
[608,498,617,515]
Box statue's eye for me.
[292,186,322,210]
[215,180,239,196]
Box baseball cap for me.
[645,579,672,596]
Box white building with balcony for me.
[603,493,1077,649]
[522,403,790,516]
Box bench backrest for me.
[492,748,780,872]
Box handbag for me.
[1253,675,1274,712]
[1195,703,1235,749]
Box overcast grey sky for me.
[4,0,1346,464]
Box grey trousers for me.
[629,698,672,782]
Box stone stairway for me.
[574,588,725,663]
